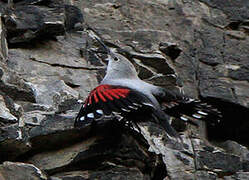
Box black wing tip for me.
[164,97,223,126]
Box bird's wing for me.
[74,84,155,127]
[153,88,222,126]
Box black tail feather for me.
[163,99,222,126]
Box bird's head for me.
[86,28,138,80]
[105,51,138,79]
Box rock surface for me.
[0,161,48,180]
[0,0,249,180]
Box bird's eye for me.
[114,57,119,61]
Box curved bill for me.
[85,27,112,55]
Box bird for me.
[74,28,221,137]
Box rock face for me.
[0,0,249,180]
[0,161,48,180]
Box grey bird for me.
[75,29,221,137]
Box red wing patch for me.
[74,84,156,128]
[85,84,130,105]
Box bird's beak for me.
[85,27,112,62]
[106,53,114,62]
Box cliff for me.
[0,0,249,179]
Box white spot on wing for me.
[77,100,84,104]
[133,103,142,107]
[96,109,103,115]
[197,111,208,115]
[193,114,201,119]
[142,102,153,107]
[87,113,94,118]
[128,105,138,110]
[200,103,207,106]
[180,116,188,121]
[80,116,85,121]
[121,108,130,112]
[186,98,195,103]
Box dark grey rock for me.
[4,5,65,43]
[195,171,218,180]
[196,28,224,66]
[0,124,30,162]
[0,67,3,79]
[0,63,36,102]
[65,5,84,31]
[26,121,160,179]
[0,95,17,123]
[196,150,242,173]
[21,111,51,126]
[159,42,182,60]
[19,102,54,112]
[28,112,76,139]
[130,51,175,75]
[3,95,23,119]
[6,32,98,108]
[0,124,20,142]
[88,167,148,180]
[0,17,8,61]
[27,134,103,172]
[192,138,243,176]
[137,123,195,180]
[56,98,80,113]
[51,167,148,180]
[16,0,50,5]
[199,0,249,21]
[1,1,85,44]
[224,172,249,180]
[0,161,48,180]
[221,140,249,171]
[228,64,249,82]
[221,140,249,161]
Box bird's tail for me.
[163,98,222,126]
